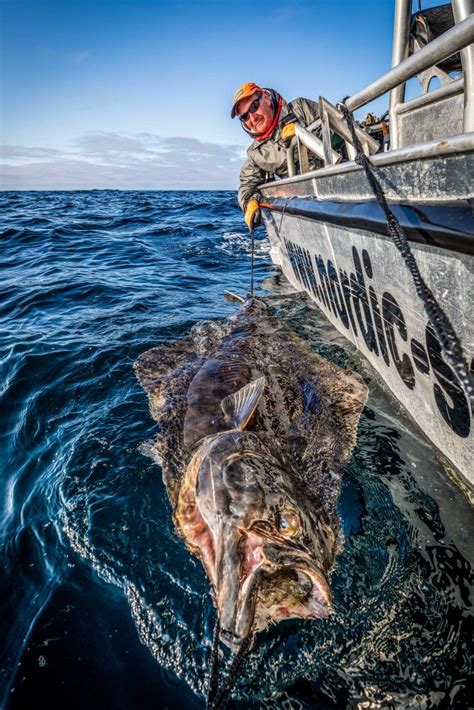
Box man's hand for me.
[281,112,297,145]
[244,199,260,231]
[281,121,296,143]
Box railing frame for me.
[286,4,474,177]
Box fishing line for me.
[250,229,255,297]
[278,196,293,233]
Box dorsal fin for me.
[221,376,266,430]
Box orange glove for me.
[281,121,296,142]
[244,199,260,231]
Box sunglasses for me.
[238,93,262,122]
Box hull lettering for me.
[283,238,470,438]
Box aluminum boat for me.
[260,0,474,492]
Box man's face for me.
[236,91,274,133]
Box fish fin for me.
[134,341,194,392]
[221,376,266,430]
[134,342,203,504]
[302,352,368,468]
[183,359,253,447]
[224,290,245,303]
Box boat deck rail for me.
[285,1,474,178]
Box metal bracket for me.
[319,96,380,158]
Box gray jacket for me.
[238,95,320,212]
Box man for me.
[231,82,321,230]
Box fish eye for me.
[250,520,273,535]
[277,509,301,537]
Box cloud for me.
[74,132,149,156]
[0,132,246,190]
[0,145,65,160]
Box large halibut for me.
[135,297,367,645]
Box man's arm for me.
[289,97,320,127]
[237,155,267,212]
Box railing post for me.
[297,139,310,173]
[294,123,339,164]
[286,144,296,177]
[389,0,412,150]
[320,107,336,165]
[453,0,474,132]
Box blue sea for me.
[1,190,472,709]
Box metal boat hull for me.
[261,196,473,490]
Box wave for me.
[0,189,471,708]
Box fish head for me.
[177,431,336,647]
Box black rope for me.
[206,618,221,707]
[337,100,473,406]
[206,619,254,709]
[208,632,253,710]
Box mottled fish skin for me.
[183,359,253,448]
[134,297,368,645]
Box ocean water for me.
[0,190,472,709]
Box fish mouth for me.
[215,527,332,646]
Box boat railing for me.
[286,1,474,176]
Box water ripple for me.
[0,190,471,709]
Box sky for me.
[0,0,438,190]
